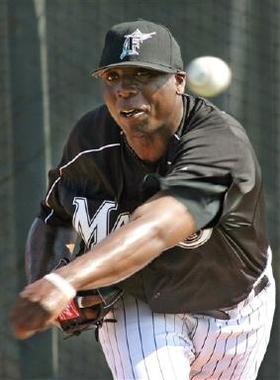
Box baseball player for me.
[11,20,275,380]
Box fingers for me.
[77,295,102,308]
[10,297,52,339]
[10,278,73,340]
[82,307,100,320]
[13,327,36,340]
[12,319,55,340]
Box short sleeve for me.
[38,106,119,227]
[145,114,255,231]
[38,167,73,226]
[38,116,85,226]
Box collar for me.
[173,94,187,140]
[167,94,187,164]
[121,94,187,170]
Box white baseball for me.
[186,56,232,97]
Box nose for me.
[116,76,139,98]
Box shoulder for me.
[71,105,120,147]
[61,104,121,163]
[182,95,254,155]
[184,95,244,134]
[177,95,261,189]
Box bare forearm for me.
[10,195,196,341]
[56,218,164,289]
[55,195,196,290]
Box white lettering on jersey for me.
[73,198,117,247]
[113,213,130,230]
[177,228,213,249]
[72,197,129,248]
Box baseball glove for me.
[56,286,123,340]
[53,256,123,340]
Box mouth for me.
[120,108,146,119]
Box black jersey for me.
[40,95,269,313]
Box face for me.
[99,67,186,141]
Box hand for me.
[10,277,73,340]
[76,294,103,320]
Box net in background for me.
[0,1,279,379]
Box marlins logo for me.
[72,198,129,248]
[177,228,213,249]
[120,29,156,60]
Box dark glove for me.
[56,286,123,340]
[53,256,123,339]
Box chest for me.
[58,141,174,248]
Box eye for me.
[135,69,162,82]
[101,71,119,83]
[135,69,152,78]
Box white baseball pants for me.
[99,262,275,380]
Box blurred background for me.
[0,0,279,379]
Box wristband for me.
[44,273,76,299]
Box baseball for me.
[186,56,232,97]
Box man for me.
[11,20,275,379]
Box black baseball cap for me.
[92,20,184,77]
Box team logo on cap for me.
[120,29,156,60]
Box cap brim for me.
[91,61,180,77]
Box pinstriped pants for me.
[99,264,275,380]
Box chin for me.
[122,122,152,136]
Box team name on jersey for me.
[72,197,129,248]
[72,197,212,250]
[177,228,213,249]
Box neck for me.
[125,133,169,162]
[125,96,184,163]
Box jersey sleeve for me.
[38,167,73,226]
[145,114,257,231]
[38,106,121,227]
[38,113,92,226]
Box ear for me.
[175,72,186,95]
